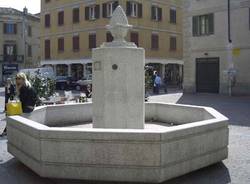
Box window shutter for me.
[130,32,139,47]
[102,3,107,18]
[85,7,90,20]
[95,5,100,19]
[158,8,162,21]
[89,34,96,49]
[4,45,7,55]
[208,14,214,34]
[113,1,119,11]
[126,1,131,16]
[192,16,198,36]
[73,8,79,23]
[14,24,17,34]
[58,11,64,25]
[45,40,51,59]
[151,6,155,20]
[138,3,142,18]
[151,34,159,49]
[73,36,80,51]
[3,23,6,33]
[14,45,17,55]
[45,14,50,27]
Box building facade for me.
[183,0,250,95]
[0,7,40,84]
[40,0,183,85]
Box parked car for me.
[56,76,76,90]
[75,74,92,91]
[20,67,55,80]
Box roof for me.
[0,7,40,20]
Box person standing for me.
[4,78,15,111]
[163,74,168,94]
[15,73,38,113]
[152,71,157,94]
[1,78,15,136]
[154,74,162,94]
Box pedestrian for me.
[4,78,15,111]
[163,74,168,93]
[85,85,92,98]
[15,73,38,113]
[154,73,162,94]
[152,71,157,94]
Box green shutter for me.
[102,3,107,18]
[208,14,214,34]
[85,7,89,20]
[193,16,198,36]
[126,1,131,16]
[138,3,142,18]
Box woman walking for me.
[4,78,15,111]
[15,73,38,113]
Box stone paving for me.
[0,87,250,184]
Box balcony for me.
[0,55,24,63]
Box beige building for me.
[183,0,250,95]
[41,0,183,84]
[0,7,40,84]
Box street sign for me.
[2,64,18,75]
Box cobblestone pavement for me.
[0,87,250,184]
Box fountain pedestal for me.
[92,6,145,129]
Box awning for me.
[41,59,92,66]
[41,58,184,66]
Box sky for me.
[0,0,40,14]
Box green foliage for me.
[26,71,56,100]
[145,70,153,92]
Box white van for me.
[19,67,55,79]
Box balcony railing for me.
[0,55,24,63]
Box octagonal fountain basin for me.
[7,102,229,183]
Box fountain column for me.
[92,6,145,129]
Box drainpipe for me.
[22,7,27,68]
[227,0,234,96]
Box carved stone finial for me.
[106,6,132,42]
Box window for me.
[85,5,100,20]
[170,36,177,51]
[130,32,139,46]
[58,11,64,26]
[193,14,214,36]
[3,23,17,34]
[73,8,80,23]
[4,44,16,56]
[89,34,96,49]
[102,1,119,18]
[45,14,50,28]
[151,34,159,50]
[151,6,162,21]
[28,26,32,37]
[126,1,142,18]
[28,45,32,57]
[58,37,64,52]
[170,8,177,24]
[45,39,51,59]
[106,32,113,42]
[73,35,80,51]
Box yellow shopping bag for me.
[6,101,23,116]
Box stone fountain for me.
[7,6,229,183]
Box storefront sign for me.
[2,64,18,75]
